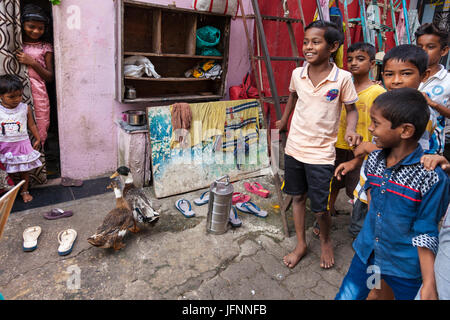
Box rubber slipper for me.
[175,199,195,218]
[229,206,242,227]
[23,226,41,252]
[236,201,267,218]
[57,229,77,256]
[232,192,250,205]
[244,182,270,198]
[43,208,73,220]
[61,177,83,187]
[193,191,209,206]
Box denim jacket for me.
[353,145,449,279]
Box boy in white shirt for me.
[416,23,450,155]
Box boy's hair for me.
[0,75,23,94]
[381,44,428,75]
[305,20,344,48]
[347,42,376,61]
[415,23,449,49]
[373,88,429,141]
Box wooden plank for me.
[152,9,162,54]
[185,14,197,55]
[123,52,223,60]
[218,16,231,98]
[124,5,153,52]
[0,180,25,239]
[116,0,124,102]
[124,94,222,104]
[124,0,230,17]
[124,76,217,81]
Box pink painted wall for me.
[52,0,254,180]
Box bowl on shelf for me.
[122,110,147,126]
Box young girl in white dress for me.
[0,75,42,202]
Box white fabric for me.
[192,0,239,16]
[366,4,379,46]
[0,102,29,142]
[124,56,161,78]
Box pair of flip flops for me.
[175,199,196,218]
[193,191,250,206]
[244,182,270,198]
[236,201,268,218]
[22,227,77,256]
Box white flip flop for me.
[57,229,77,256]
[175,199,195,218]
[23,226,41,252]
[193,191,209,206]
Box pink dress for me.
[23,41,53,146]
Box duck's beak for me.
[110,172,119,179]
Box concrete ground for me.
[0,175,355,300]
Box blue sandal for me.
[236,201,267,218]
[193,191,209,206]
[175,199,195,218]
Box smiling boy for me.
[415,23,450,156]
[335,88,449,300]
[276,20,361,269]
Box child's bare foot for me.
[320,240,334,269]
[283,244,307,269]
[21,191,32,203]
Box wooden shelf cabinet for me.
[116,0,231,103]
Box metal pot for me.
[206,175,234,235]
[122,110,147,126]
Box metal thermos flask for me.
[206,175,233,234]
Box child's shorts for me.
[335,253,422,300]
[348,198,368,238]
[283,154,334,213]
[331,148,360,199]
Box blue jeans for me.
[335,253,422,300]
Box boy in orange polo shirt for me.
[276,20,361,269]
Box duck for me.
[110,166,160,225]
[87,180,139,250]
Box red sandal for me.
[244,182,270,198]
[232,192,250,205]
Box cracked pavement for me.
[0,175,355,300]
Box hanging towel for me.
[170,102,226,149]
[222,100,261,153]
[396,11,406,45]
[170,103,192,148]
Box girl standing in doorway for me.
[16,4,54,148]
